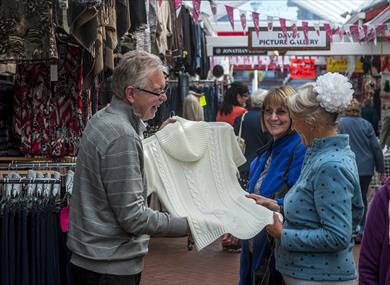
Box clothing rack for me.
[0,162,76,170]
[167,79,216,84]
[0,178,61,184]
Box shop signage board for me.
[213,47,266,56]
[248,27,330,51]
[326,57,363,73]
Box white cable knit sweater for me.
[143,117,275,250]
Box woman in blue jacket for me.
[239,86,307,285]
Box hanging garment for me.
[143,117,275,250]
[0,0,58,61]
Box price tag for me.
[199,95,207,106]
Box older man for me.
[67,51,189,285]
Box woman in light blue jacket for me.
[249,73,364,285]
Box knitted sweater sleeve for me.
[101,134,188,236]
[359,186,388,285]
[282,161,356,252]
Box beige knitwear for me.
[143,117,275,250]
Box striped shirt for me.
[67,96,188,275]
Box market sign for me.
[290,58,316,79]
[326,57,363,73]
[248,27,330,51]
[213,47,266,56]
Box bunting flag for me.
[192,0,201,24]
[351,24,361,41]
[175,0,182,17]
[323,23,333,43]
[157,0,163,7]
[252,11,260,37]
[370,26,377,45]
[239,10,247,31]
[291,20,297,38]
[302,21,309,44]
[344,25,354,42]
[225,5,235,30]
[267,16,273,31]
[362,25,369,42]
[279,18,288,40]
[336,26,344,41]
[210,0,217,21]
[379,24,388,42]
[313,23,321,36]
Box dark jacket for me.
[338,116,384,176]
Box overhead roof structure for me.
[290,0,365,24]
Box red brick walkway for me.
[142,237,240,285]
[142,237,360,285]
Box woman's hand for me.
[266,212,283,239]
[246,194,281,212]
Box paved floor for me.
[142,237,361,285]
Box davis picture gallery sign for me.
[248,27,330,51]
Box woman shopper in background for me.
[249,73,364,285]
[216,81,249,126]
[239,86,307,285]
[337,98,385,244]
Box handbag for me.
[237,112,248,153]
[253,236,274,285]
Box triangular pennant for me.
[379,24,388,42]
[225,5,235,30]
[279,56,284,72]
[323,23,333,43]
[291,20,297,38]
[370,26,377,45]
[279,18,288,40]
[267,16,273,31]
[344,25,353,42]
[351,24,361,41]
[175,0,182,17]
[362,25,369,43]
[313,23,321,36]
[210,0,217,21]
[192,0,201,24]
[335,26,344,41]
[302,21,309,44]
[252,12,260,37]
[239,9,247,31]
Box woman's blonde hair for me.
[260,85,296,132]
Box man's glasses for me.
[134,85,168,97]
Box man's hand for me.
[246,194,281,212]
[159,116,177,130]
[266,212,283,239]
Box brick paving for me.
[142,237,361,285]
